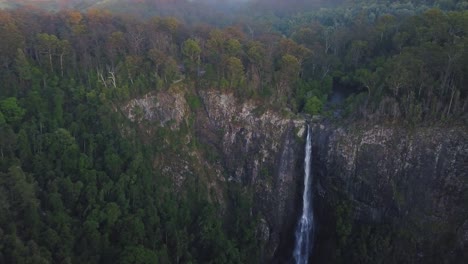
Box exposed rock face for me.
[124,90,188,129]
[123,89,468,263]
[312,124,468,263]
[196,90,306,260]
[123,89,306,261]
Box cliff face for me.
[124,88,306,261]
[124,89,468,263]
[312,124,468,263]
[196,90,308,260]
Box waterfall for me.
[293,125,314,264]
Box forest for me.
[0,0,467,263]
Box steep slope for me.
[123,87,306,261]
[123,87,468,263]
[313,124,468,263]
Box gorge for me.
[124,88,468,263]
[1,3,467,263]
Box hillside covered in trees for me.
[0,0,467,263]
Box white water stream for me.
[293,125,314,264]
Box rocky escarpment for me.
[123,88,306,261]
[194,90,306,260]
[123,89,188,129]
[123,88,468,263]
[312,124,468,263]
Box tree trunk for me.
[60,53,64,77]
[446,86,456,118]
[48,49,53,71]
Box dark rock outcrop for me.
[124,89,307,261]
[124,89,468,263]
[312,124,468,263]
[195,90,306,260]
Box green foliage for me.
[182,38,201,77]
[186,94,202,110]
[0,5,466,264]
[0,111,5,125]
[226,57,245,89]
[295,78,330,114]
[304,96,323,115]
[0,97,25,124]
[0,61,258,263]
[119,246,158,264]
[335,200,352,247]
[15,49,32,81]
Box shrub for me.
[304,96,323,115]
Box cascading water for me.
[293,125,314,264]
